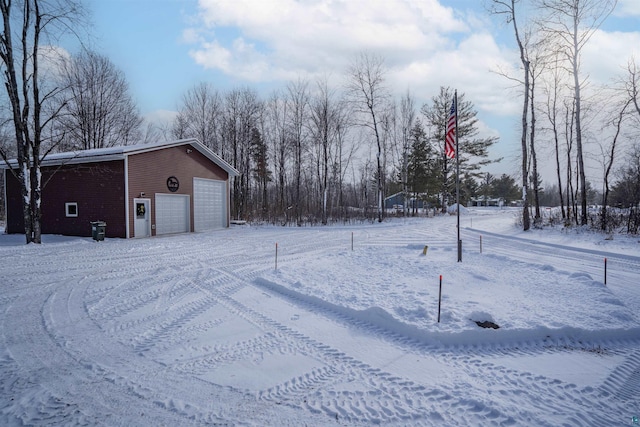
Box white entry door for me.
[156,194,190,235]
[133,198,151,238]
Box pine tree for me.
[421,87,500,211]
[406,121,437,214]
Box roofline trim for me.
[0,139,240,177]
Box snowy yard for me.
[1,208,639,426]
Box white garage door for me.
[194,178,226,232]
[156,194,190,235]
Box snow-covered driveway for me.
[1,209,639,426]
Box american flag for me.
[445,97,456,159]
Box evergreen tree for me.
[249,127,271,216]
[461,174,480,204]
[406,121,437,214]
[491,174,521,203]
[421,87,500,211]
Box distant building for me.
[469,197,505,207]
[384,192,426,210]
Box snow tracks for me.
[1,223,639,426]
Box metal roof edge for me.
[189,140,240,177]
[0,139,240,177]
[121,138,239,176]
[1,150,126,169]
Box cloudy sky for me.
[88,0,639,180]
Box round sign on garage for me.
[167,176,179,192]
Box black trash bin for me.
[91,221,107,241]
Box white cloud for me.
[582,29,640,84]
[185,0,637,128]
[388,32,521,116]
[187,0,514,109]
[190,0,465,70]
[38,45,72,80]
[616,0,640,17]
[181,28,203,44]
[190,40,233,73]
[144,109,178,126]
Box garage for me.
[2,139,239,238]
[193,178,226,232]
[155,194,190,235]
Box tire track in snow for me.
[4,220,639,425]
[2,282,199,426]
[4,264,337,426]
[600,350,640,402]
[186,271,443,423]
[126,226,640,425]
[227,229,640,426]
[251,274,640,425]
[176,269,520,425]
[87,266,238,356]
[440,348,637,426]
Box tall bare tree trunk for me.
[539,0,617,225]
[572,27,587,225]
[543,55,566,218]
[286,79,309,226]
[529,66,541,225]
[601,99,630,230]
[399,92,415,217]
[1,0,81,243]
[491,0,530,230]
[346,53,389,223]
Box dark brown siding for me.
[127,144,229,237]
[4,161,126,238]
[4,171,24,234]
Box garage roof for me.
[0,139,240,177]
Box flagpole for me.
[455,90,461,262]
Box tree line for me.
[2,0,639,243]
[490,0,640,232]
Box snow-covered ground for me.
[1,208,639,426]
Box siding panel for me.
[127,144,229,237]
[4,161,126,237]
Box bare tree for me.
[309,76,340,225]
[286,78,310,225]
[626,57,640,120]
[140,119,171,144]
[538,0,617,225]
[332,105,356,219]
[0,0,84,244]
[346,52,389,222]
[172,82,222,153]
[221,87,262,221]
[600,95,631,231]
[59,49,142,150]
[490,0,532,230]
[527,45,547,225]
[264,89,290,222]
[541,52,568,218]
[398,90,416,216]
[564,98,577,223]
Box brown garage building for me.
[1,139,239,238]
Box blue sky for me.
[86,0,640,180]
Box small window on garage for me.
[65,202,78,217]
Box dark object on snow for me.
[475,320,500,329]
[91,221,107,241]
